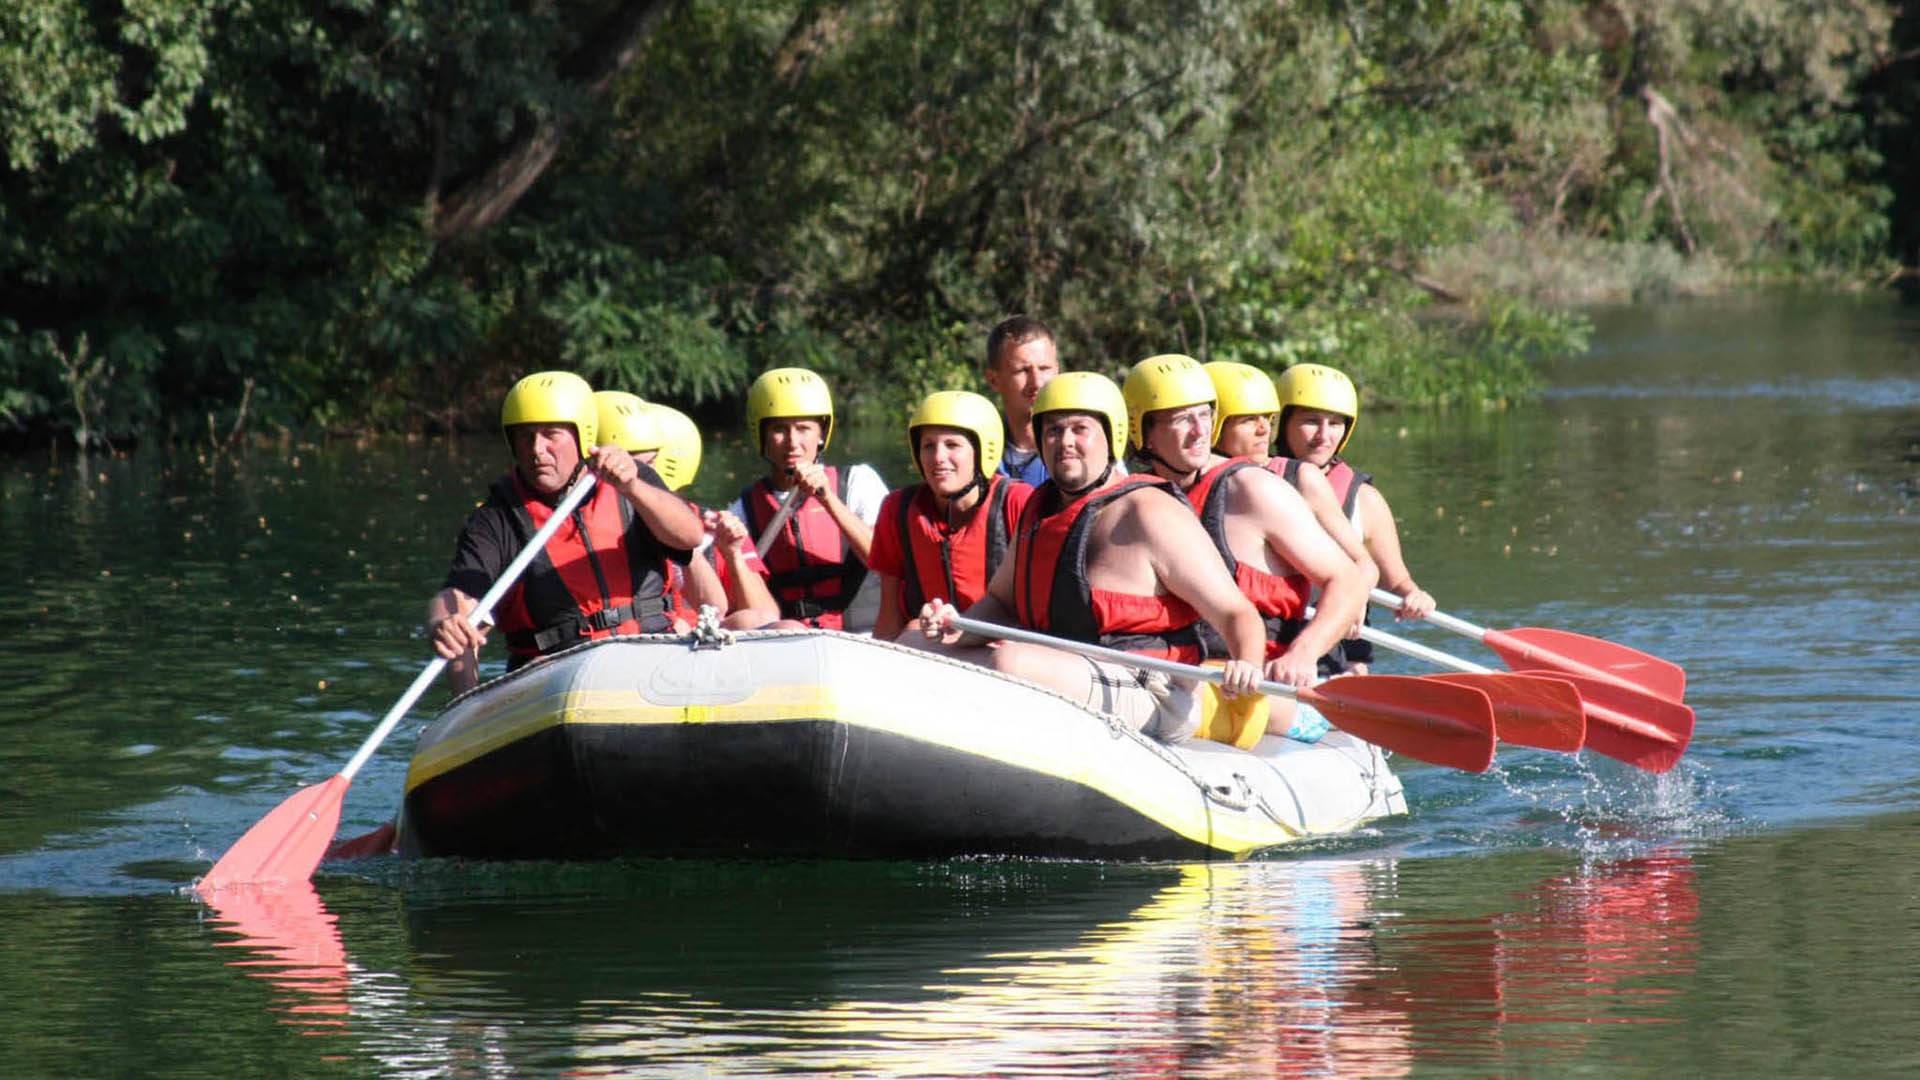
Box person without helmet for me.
[869,390,1036,640]
[1122,355,1370,740]
[428,372,705,694]
[909,371,1266,743]
[727,368,888,630]
[1277,363,1434,675]
[983,316,1061,487]
[596,392,779,632]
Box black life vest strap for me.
[1101,622,1205,657]
[506,594,668,653]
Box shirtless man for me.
[912,371,1264,741]
[1123,354,1370,737]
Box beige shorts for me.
[1083,658,1202,743]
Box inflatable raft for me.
[395,628,1406,861]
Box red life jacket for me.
[490,472,671,667]
[892,475,1027,614]
[1185,458,1311,660]
[1272,456,1371,522]
[1010,474,1203,661]
[739,468,868,629]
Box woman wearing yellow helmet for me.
[1205,360,1379,592]
[1275,363,1434,673]
[869,391,1037,640]
[728,368,890,631]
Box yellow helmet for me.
[1122,353,1217,450]
[501,370,597,454]
[1030,371,1128,458]
[644,402,703,491]
[907,390,1005,481]
[1275,363,1358,456]
[594,390,662,453]
[1203,361,1280,448]
[745,367,835,452]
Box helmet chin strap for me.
[1141,427,1201,490]
[1055,461,1113,501]
[939,473,988,527]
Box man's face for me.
[1144,403,1214,473]
[985,338,1059,425]
[509,423,582,495]
[1038,412,1109,491]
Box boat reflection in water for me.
[194,846,1700,1075]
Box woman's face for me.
[1214,412,1273,459]
[1283,407,1349,465]
[917,426,978,499]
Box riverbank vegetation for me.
[3,0,1915,447]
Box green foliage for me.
[0,0,1911,447]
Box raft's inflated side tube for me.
[399,633,1404,861]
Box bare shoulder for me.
[1224,462,1307,516]
[1096,482,1186,543]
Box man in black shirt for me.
[426,371,703,693]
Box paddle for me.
[196,472,599,894]
[1371,588,1688,702]
[753,474,808,554]
[1351,612,1694,773]
[1306,606,1585,754]
[946,613,1497,772]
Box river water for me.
[2,294,1916,1078]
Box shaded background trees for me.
[2,0,1912,447]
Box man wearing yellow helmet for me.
[983,316,1061,487]
[912,371,1266,742]
[1123,355,1369,736]
[1276,363,1435,673]
[869,390,1036,639]
[728,367,889,631]
[595,392,780,632]
[427,372,705,693]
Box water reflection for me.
[296,851,1701,1077]
[201,881,352,1036]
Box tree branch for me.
[432,0,674,245]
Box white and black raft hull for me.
[396,630,1406,861]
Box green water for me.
[2,293,1917,1077]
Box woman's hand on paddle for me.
[428,589,488,659]
[1218,658,1261,698]
[707,508,751,554]
[1395,588,1436,621]
[794,462,832,499]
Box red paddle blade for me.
[1305,675,1496,773]
[196,774,349,895]
[1423,673,1586,753]
[1551,673,1695,773]
[1483,626,1687,702]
